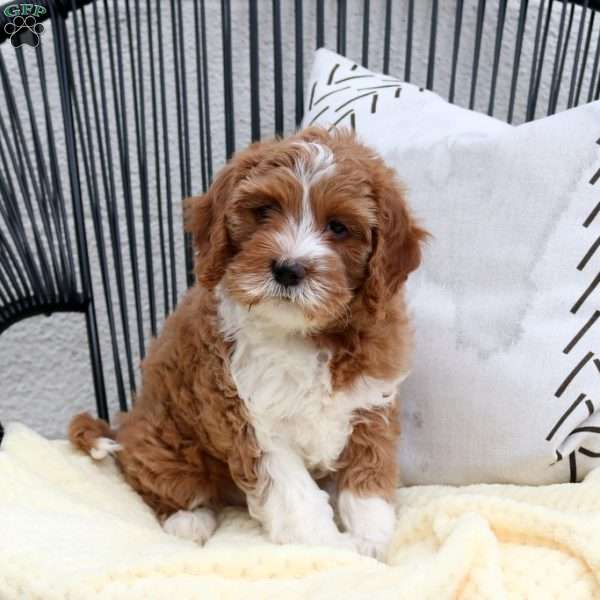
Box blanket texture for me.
[1,423,600,599]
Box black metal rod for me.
[174,0,193,288]
[316,0,324,48]
[156,0,178,307]
[199,0,213,182]
[548,0,570,114]
[295,0,304,127]
[337,0,346,55]
[449,0,464,103]
[575,8,595,105]
[507,0,529,123]
[193,0,208,192]
[588,12,600,101]
[273,0,284,135]
[361,0,370,68]
[149,0,170,317]
[533,0,555,117]
[383,0,392,74]
[568,0,589,107]
[221,0,236,156]
[249,0,261,140]
[469,0,487,109]
[427,0,438,90]
[488,0,507,115]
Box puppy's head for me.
[185,127,427,331]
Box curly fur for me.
[69,126,427,559]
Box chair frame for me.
[0,0,599,423]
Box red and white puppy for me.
[69,126,427,560]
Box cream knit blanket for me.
[1,422,599,599]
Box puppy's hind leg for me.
[115,412,219,544]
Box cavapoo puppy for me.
[69,126,427,560]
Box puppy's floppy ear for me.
[362,174,428,319]
[184,163,237,289]
[185,138,286,288]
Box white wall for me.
[1,0,597,438]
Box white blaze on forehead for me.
[276,142,336,264]
[292,142,336,188]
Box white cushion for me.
[304,48,600,485]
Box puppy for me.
[69,126,427,560]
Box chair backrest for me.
[1,0,599,421]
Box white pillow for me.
[304,48,600,486]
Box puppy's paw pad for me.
[163,508,217,544]
[90,437,122,460]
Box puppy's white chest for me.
[231,331,343,469]
[219,300,393,471]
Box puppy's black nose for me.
[271,261,305,287]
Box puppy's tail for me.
[68,412,122,461]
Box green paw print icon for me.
[4,15,44,48]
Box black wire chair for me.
[0,0,599,428]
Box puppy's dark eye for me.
[253,203,277,222]
[327,219,348,238]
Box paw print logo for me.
[4,15,44,48]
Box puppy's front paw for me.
[352,535,389,561]
[268,516,357,552]
[162,508,217,544]
[338,491,396,561]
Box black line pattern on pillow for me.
[590,145,600,184]
[580,447,600,458]
[577,236,600,270]
[308,106,330,126]
[586,399,595,413]
[569,453,578,481]
[563,311,600,353]
[327,64,340,84]
[583,138,600,226]
[555,352,594,397]
[306,61,420,132]
[546,393,587,441]
[584,205,600,227]
[570,426,600,435]
[571,274,600,314]
[548,136,600,482]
